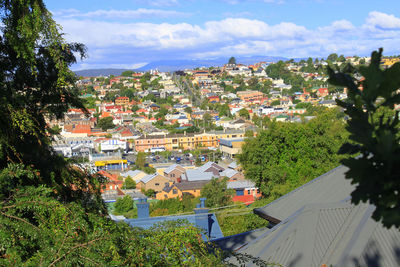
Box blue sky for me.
[44,0,400,70]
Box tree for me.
[238,108,250,119]
[228,56,236,65]
[239,108,348,199]
[328,48,400,228]
[123,176,136,189]
[0,2,246,265]
[338,54,346,62]
[114,195,134,214]
[135,152,146,169]
[97,116,115,131]
[184,106,193,114]
[327,53,338,62]
[270,100,280,106]
[245,130,254,138]
[218,104,231,117]
[121,70,135,77]
[201,177,234,208]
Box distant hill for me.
[73,55,295,76]
[138,55,289,72]
[74,68,134,77]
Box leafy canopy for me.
[328,48,400,228]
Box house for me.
[182,169,215,182]
[219,139,245,159]
[97,170,123,192]
[163,164,186,183]
[317,87,329,97]
[227,180,261,204]
[120,170,147,183]
[115,96,130,106]
[220,168,245,181]
[196,161,225,176]
[215,165,400,267]
[156,181,209,200]
[136,173,171,192]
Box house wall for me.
[139,175,170,192]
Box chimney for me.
[194,198,212,239]
[136,198,149,218]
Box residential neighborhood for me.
[48,55,384,205]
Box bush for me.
[114,195,134,214]
[123,176,136,189]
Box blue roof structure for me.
[219,138,244,148]
[124,213,224,241]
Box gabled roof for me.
[120,170,145,178]
[175,181,209,191]
[216,165,400,267]
[220,168,239,179]
[227,180,255,189]
[140,173,161,184]
[237,202,400,267]
[253,165,354,223]
[197,161,224,173]
[163,164,185,174]
[184,169,215,182]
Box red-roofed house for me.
[72,124,91,134]
[98,170,123,192]
[317,88,329,97]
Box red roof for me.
[72,124,91,134]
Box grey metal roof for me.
[184,169,214,182]
[120,170,144,178]
[140,173,159,184]
[163,164,184,174]
[227,180,256,189]
[237,202,400,267]
[219,165,400,267]
[254,165,355,223]
[220,168,238,178]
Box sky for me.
[44,0,400,70]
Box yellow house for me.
[136,173,171,192]
[156,181,209,200]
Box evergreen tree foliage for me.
[328,48,400,228]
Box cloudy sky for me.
[45,0,400,70]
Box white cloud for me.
[365,11,400,30]
[57,11,400,68]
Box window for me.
[155,183,159,186]
[173,189,177,194]
[247,189,251,195]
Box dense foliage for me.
[201,177,235,208]
[328,48,400,228]
[0,1,232,265]
[239,108,348,199]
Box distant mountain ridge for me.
[74,68,135,77]
[137,55,289,72]
[74,55,293,76]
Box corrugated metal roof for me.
[221,169,239,179]
[185,169,214,182]
[221,165,400,267]
[163,164,178,174]
[227,180,255,189]
[140,173,159,184]
[254,165,354,222]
